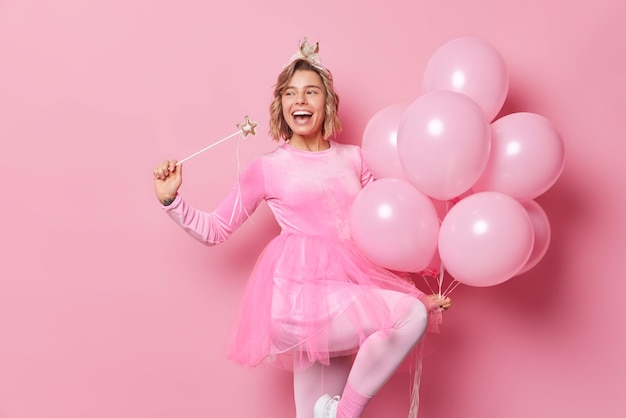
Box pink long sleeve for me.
[162,141,378,244]
[162,158,266,245]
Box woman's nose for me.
[296,92,307,104]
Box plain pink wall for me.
[1,0,625,417]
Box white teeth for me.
[293,111,312,116]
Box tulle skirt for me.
[226,233,440,371]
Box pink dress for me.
[163,140,440,370]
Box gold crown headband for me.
[286,37,325,71]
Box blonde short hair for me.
[269,59,342,141]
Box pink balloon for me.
[423,37,509,121]
[472,113,565,201]
[362,103,409,180]
[517,200,552,275]
[438,192,534,287]
[350,178,440,272]
[397,91,491,201]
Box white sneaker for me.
[314,394,339,418]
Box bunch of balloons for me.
[352,37,565,289]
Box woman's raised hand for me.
[153,160,182,205]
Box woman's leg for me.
[294,355,353,418]
[323,290,428,418]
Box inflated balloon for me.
[517,200,552,275]
[397,90,491,201]
[438,192,534,287]
[423,37,509,121]
[472,112,565,201]
[362,103,409,180]
[350,178,440,272]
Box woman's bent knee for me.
[400,299,428,338]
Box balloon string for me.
[407,343,424,418]
[176,131,241,166]
[437,267,445,297]
[443,279,461,298]
[421,275,437,295]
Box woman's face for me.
[281,69,327,141]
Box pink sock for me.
[337,383,372,418]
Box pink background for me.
[1,0,624,417]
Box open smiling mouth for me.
[293,110,313,124]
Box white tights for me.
[292,289,428,418]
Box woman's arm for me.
[157,158,266,245]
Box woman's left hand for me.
[428,294,452,312]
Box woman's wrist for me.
[160,194,177,206]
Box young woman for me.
[153,38,451,418]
